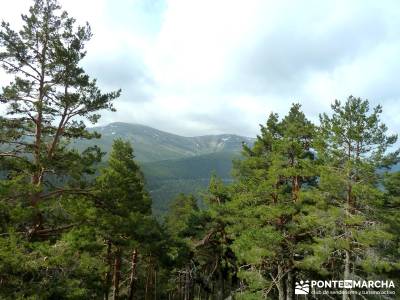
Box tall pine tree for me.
[93,139,164,300]
[0,0,120,236]
[228,104,317,299]
[300,96,399,299]
[0,0,120,297]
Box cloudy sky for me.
[1,0,400,137]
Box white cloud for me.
[1,0,400,137]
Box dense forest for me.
[0,1,399,299]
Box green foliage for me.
[1,2,399,298]
[0,0,119,298]
[226,104,318,298]
[0,0,120,232]
[143,151,237,215]
[91,139,170,299]
[301,96,400,286]
[165,193,198,239]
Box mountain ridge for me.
[99,122,252,139]
[71,122,254,214]
[77,122,254,162]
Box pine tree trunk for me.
[31,94,44,232]
[292,175,300,202]
[128,249,138,300]
[178,273,182,300]
[145,257,155,300]
[104,240,113,300]
[112,249,121,300]
[154,269,157,300]
[342,249,350,300]
[343,165,352,300]
[217,267,224,300]
[31,45,46,206]
[286,269,294,300]
[277,264,286,300]
[184,266,190,300]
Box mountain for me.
[141,151,240,214]
[142,151,238,181]
[75,122,254,163]
[391,163,400,172]
[74,122,254,214]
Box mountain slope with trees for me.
[74,123,253,214]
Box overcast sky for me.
[1,0,400,137]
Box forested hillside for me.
[0,1,399,300]
[73,122,252,214]
[142,151,239,214]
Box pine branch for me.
[38,188,93,201]
[35,223,77,235]
[0,59,40,81]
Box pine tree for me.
[0,0,120,297]
[381,171,400,294]
[165,193,198,239]
[164,177,238,299]
[94,139,159,299]
[193,175,238,300]
[300,96,399,299]
[228,104,317,299]
[0,0,120,235]
[164,193,199,299]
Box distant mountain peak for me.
[78,122,254,162]
[96,122,253,139]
